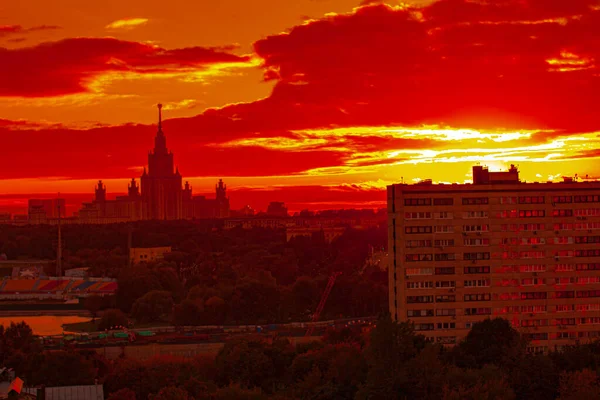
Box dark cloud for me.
[0,38,251,97]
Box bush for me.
[98,309,128,331]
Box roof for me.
[42,385,104,400]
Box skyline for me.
[2,0,600,214]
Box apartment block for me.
[387,165,600,352]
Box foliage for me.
[98,308,129,331]
[558,369,600,400]
[149,386,191,400]
[131,290,174,323]
[107,388,137,400]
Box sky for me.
[1,0,599,214]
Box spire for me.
[157,103,163,132]
[154,103,167,153]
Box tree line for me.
[2,317,600,399]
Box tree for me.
[215,339,276,392]
[107,388,137,400]
[149,386,191,400]
[509,353,558,400]
[26,350,96,387]
[173,299,202,327]
[116,266,163,312]
[443,365,515,400]
[131,291,174,323]
[452,318,526,369]
[98,309,128,331]
[204,296,226,325]
[85,295,105,320]
[558,369,600,400]
[357,314,427,399]
[212,384,268,400]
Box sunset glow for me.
[2,0,600,214]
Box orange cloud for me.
[105,18,149,30]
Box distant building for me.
[286,226,346,243]
[28,198,66,219]
[266,202,288,217]
[0,214,11,224]
[388,164,600,351]
[65,267,89,278]
[129,246,172,265]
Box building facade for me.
[388,165,600,351]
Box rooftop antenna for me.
[57,193,62,278]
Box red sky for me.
[1,0,600,214]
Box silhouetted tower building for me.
[128,178,140,197]
[141,104,183,220]
[95,180,106,202]
[183,181,192,201]
[215,179,230,218]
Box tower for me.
[95,180,106,202]
[140,104,183,220]
[215,179,230,218]
[183,181,192,201]
[128,178,140,197]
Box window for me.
[436,295,456,303]
[500,197,518,204]
[499,279,519,286]
[464,293,491,301]
[434,212,453,219]
[519,264,546,273]
[519,251,545,259]
[574,195,600,203]
[521,292,547,300]
[436,309,456,316]
[436,322,456,329]
[464,211,489,218]
[405,226,433,234]
[436,336,457,344]
[499,292,520,300]
[574,209,600,217]
[405,212,432,220]
[434,239,455,247]
[406,268,434,276]
[464,252,491,260]
[462,197,489,205]
[435,267,455,275]
[556,264,576,272]
[465,308,491,315]
[407,309,434,317]
[435,253,456,261]
[407,295,434,303]
[525,333,548,341]
[463,225,489,232]
[404,198,431,206]
[435,225,454,233]
[521,278,545,286]
[406,240,433,248]
[580,317,600,325]
[521,319,548,327]
[577,304,600,312]
[521,305,547,313]
[518,210,545,218]
[435,281,455,289]
[406,281,434,289]
[555,318,576,326]
[552,209,573,217]
[577,290,600,298]
[576,263,600,271]
[553,196,572,204]
[464,238,490,246]
[554,291,575,299]
[502,237,518,245]
[575,222,600,230]
[414,323,435,331]
[555,277,576,285]
[497,210,518,218]
[554,223,574,230]
[556,305,575,312]
[519,196,545,204]
[521,237,545,245]
[575,236,600,244]
[464,266,490,274]
[433,198,454,205]
[464,279,490,287]
[405,253,433,262]
[575,249,600,257]
[554,237,574,244]
[577,277,600,284]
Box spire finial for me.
[158,103,163,130]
